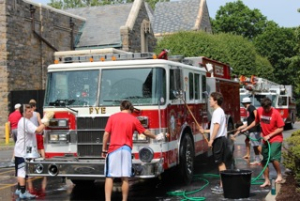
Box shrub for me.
[283,129,300,187]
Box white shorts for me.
[249,132,261,147]
[105,145,132,178]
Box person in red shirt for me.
[8,103,22,162]
[102,100,164,201]
[8,103,22,142]
[242,97,285,187]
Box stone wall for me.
[121,1,156,53]
[0,0,85,138]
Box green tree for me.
[253,22,298,85]
[155,31,273,78]
[211,0,267,39]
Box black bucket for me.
[220,169,252,199]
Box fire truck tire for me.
[179,134,194,185]
[71,179,95,186]
[285,123,293,130]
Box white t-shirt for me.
[210,107,227,139]
[14,117,37,158]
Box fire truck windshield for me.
[44,70,99,107]
[240,94,277,108]
[99,67,166,106]
[44,68,166,107]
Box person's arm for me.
[102,131,110,154]
[232,124,247,137]
[37,113,42,126]
[209,123,220,147]
[241,120,256,133]
[143,129,156,139]
[263,127,284,141]
[35,124,46,134]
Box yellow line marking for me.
[0,183,17,191]
[0,169,14,175]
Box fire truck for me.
[26,49,240,185]
[239,76,297,129]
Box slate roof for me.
[153,0,202,34]
[66,4,133,49]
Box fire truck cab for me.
[26,49,240,185]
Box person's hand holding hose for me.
[263,134,271,141]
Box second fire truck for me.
[27,49,240,184]
[239,75,297,129]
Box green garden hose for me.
[166,136,271,201]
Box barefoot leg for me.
[260,166,270,188]
[272,161,283,183]
[260,180,271,188]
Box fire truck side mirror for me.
[202,91,209,98]
[171,90,181,99]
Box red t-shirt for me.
[8,110,22,129]
[256,107,285,143]
[105,112,145,153]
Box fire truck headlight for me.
[59,134,67,141]
[50,134,59,141]
[58,120,67,127]
[49,119,68,128]
[35,164,44,174]
[139,147,154,163]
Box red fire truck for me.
[27,49,240,184]
[239,76,297,129]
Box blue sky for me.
[33,0,300,27]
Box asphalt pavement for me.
[0,122,298,200]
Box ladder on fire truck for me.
[239,75,288,95]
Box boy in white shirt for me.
[199,92,227,194]
[14,104,51,199]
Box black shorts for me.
[212,136,227,164]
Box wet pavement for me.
[0,123,298,200]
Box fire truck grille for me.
[77,117,108,157]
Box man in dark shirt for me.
[232,97,261,165]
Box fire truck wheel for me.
[71,179,95,186]
[179,134,194,185]
[285,123,293,130]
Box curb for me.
[265,183,281,201]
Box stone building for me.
[0,0,211,138]
[65,0,156,52]
[153,0,212,38]
[0,0,85,136]
[0,0,157,137]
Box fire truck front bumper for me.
[26,158,164,179]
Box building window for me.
[141,20,150,53]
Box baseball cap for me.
[241,97,251,104]
[14,103,21,109]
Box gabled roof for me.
[66,4,133,49]
[153,0,206,35]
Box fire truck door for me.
[167,67,183,143]
[205,77,216,121]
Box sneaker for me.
[211,185,221,191]
[212,187,223,194]
[19,190,36,199]
[15,189,20,195]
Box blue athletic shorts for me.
[105,145,132,178]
